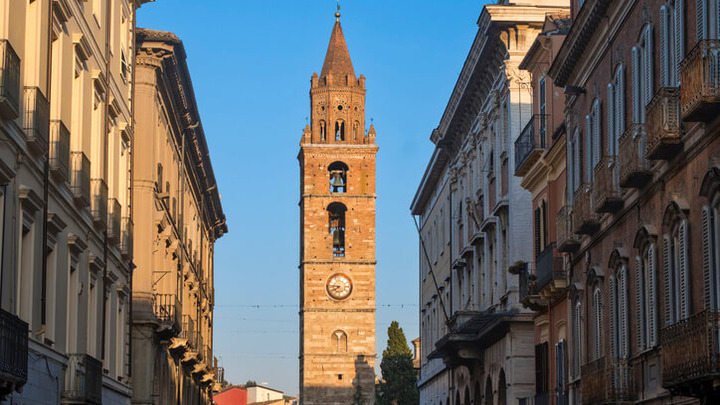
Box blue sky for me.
[137,0,490,396]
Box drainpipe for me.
[100,0,111,363]
[127,0,139,380]
[41,0,54,329]
[0,184,7,306]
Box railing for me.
[203,345,212,365]
[23,87,49,154]
[536,244,565,293]
[50,120,70,181]
[660,309,720,390]
[593,157,623,213]
[62,354,102,405]
[107,198,121,243]
[646,87,683,159]
[572,185,599,235]
[580,356,634,404]
[581,357,607,405]
[0,308,28,396]
[121,217,133,259]
[182,315,202,354]
[618,124,652,188]
[607,358,633,402]
[70,152,90,207]
[153,294,180,328]
[514,115,548,176]
[90,179,108,227]
[556,206,580,253]
[680,39,720,122]
[0,39,21,118]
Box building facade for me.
[0,0,143,403]
[132,29,226,405]
[515,12,571,405]
[298,10,377,405]
[544,0,720,403]
[411,2,568,404]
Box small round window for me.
[337,105,343,111]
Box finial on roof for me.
[335,0,341,21]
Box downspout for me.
[0,184,7,306]
[128,0,138,380]
[40,0,54,329]
[100,0,111,362]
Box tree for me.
[377,321,419,405]
[245,380,257,387]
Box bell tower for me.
[298,7,377,405]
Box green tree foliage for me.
[377,321,419,405]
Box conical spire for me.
[320,17,356,85]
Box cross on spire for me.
[335,0,341,21]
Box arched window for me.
[328,202,347,257]
[701,169,720,313]
[634,226,659,351]
[571,295,582,378]
[328,161,348,193]
[319,120,327,141]
[353,121,360,141]
[608,251,630,360]
[662,202,690,325]
[332,330,347,352]
[335,120,345,141]
[592,285,603,360]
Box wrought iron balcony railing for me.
[519,263,546,311]
[646,87,683,160]
[0,308,28,400]
[23,87,49,154]
[62,354,102,405]
[573,185,600,235]
[593,157,623,213]
[121,217,133,259]
[107,198,121,244]
[680,39,720,122]
[618,124,652,188]
[514,115,548,176]
[660,309,720,398]
[90,179,107,228]
[0,39,20,119]
[536,244,566,300]
[153,293,181,335]
[50,120,70,182]
[70,152,90,207]
[557,205,580,253]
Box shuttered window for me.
[619,266,630,358]
[610,276,618,358]
[674,0,685,84]
[643,25,655,107]
[535,208,541,258]
[635,255,647,351]
[647,243,658,345]
[697,0,707,41]
[556,340,567,405]
[636,243,659,351]
[614,65,626,146]
[631,46,642,124]
[593,287,603,360]
[664,219,691,325]
[702,205,720,310]
[661,6,671,86]
[572,299,582,378]
[607,83,616,156]
[535,342,550,395]
[592,100,602,170]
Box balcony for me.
[0,308,28,400]
[660,310,720,398]
[70,152,90,207]
[557,206,580,253]
[593,157,623,213]
[153,293,180,337]
[107,198,121,244]
[90,179,107,228]
[121,217,133,259]
[50,120,70,181]
[618,125,653,188]
[23,87,49,154]
[514,115,548,177]
[536,244,566,300]
[581,357,634,404]
[0,39,20,119]
[646,87,683,160]
[680,39,720,122]
[519,264,547,311]
[62,354,102,405]
[573,185,599,235]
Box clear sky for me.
[137,0,491,396]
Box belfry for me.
[298,7,378,405]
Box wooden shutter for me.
[586,115,593,182]
[615,65,625,145]
[648,244,658,345]
[675,0,685,85]
[660,6,670,86]
[574,130,582,191]
[679,220,690,319]
[535,208,541,257]
[593,101,602,168]
[663,236,674,325]
[697,0,706,41]
[620,267,629,358]
[632,47,641,124]
[609,277,618,358]
[644,25,655,107]
[703,206,713,309]
[607,84,616,156]
[556,340,567,405]
[594,288,603,360]
[635,256,646,351]
[573,301,582,377]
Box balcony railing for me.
[0,39,20,119]
[50,120,70,181]
[660,309,720,397]
[581,357,607,405]
[557,206,580,253]
[680,39,720,122]
[0,308,28,399]
[536,244,565,299]
[23,87,49,154]
[581,357,634,404]
[70,152,90,207]
[618,124,652,188]
[607,359,634,403]
[646,87,683,159]
[515,115,548,176]
[90,179,107,227]
[153,293,180,333]
[519,264,546,311]
[107,198,121,243]
[62,354,102,405]
[593,157,623,213]
[573,185,599,235]
[121,217,133,259]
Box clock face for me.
[326,274,352,300]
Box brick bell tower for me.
[298,7,377,405]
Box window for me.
[695,0,720,41]
[333,330,348,352]
[353,121,360,141]
[635,238,658,351]
[609,265,630,359]
[328,202,347,257]
[660,2,685,87]
[585,99,602,180]
[607,65,625,156]
[535,342,550,397]
[703,201,720,309]
[567,128,582,197]
[556,340,567,405]
[539,77,547,147]
[592,286,603,360]
[319,120,327,141]
[662,205,690,325]
[335,120,345,141]
[632,26,655,125]
[572,297,582,378]
[328,161,348,193]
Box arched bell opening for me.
[329,161,349,193]
[328,202,347,257]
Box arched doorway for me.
[498,370,507,405]
[464,386,470,405]
[474,381,481,405]
[485,377,493,405]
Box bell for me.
[333,229,344,247]
[331,172,345,191]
